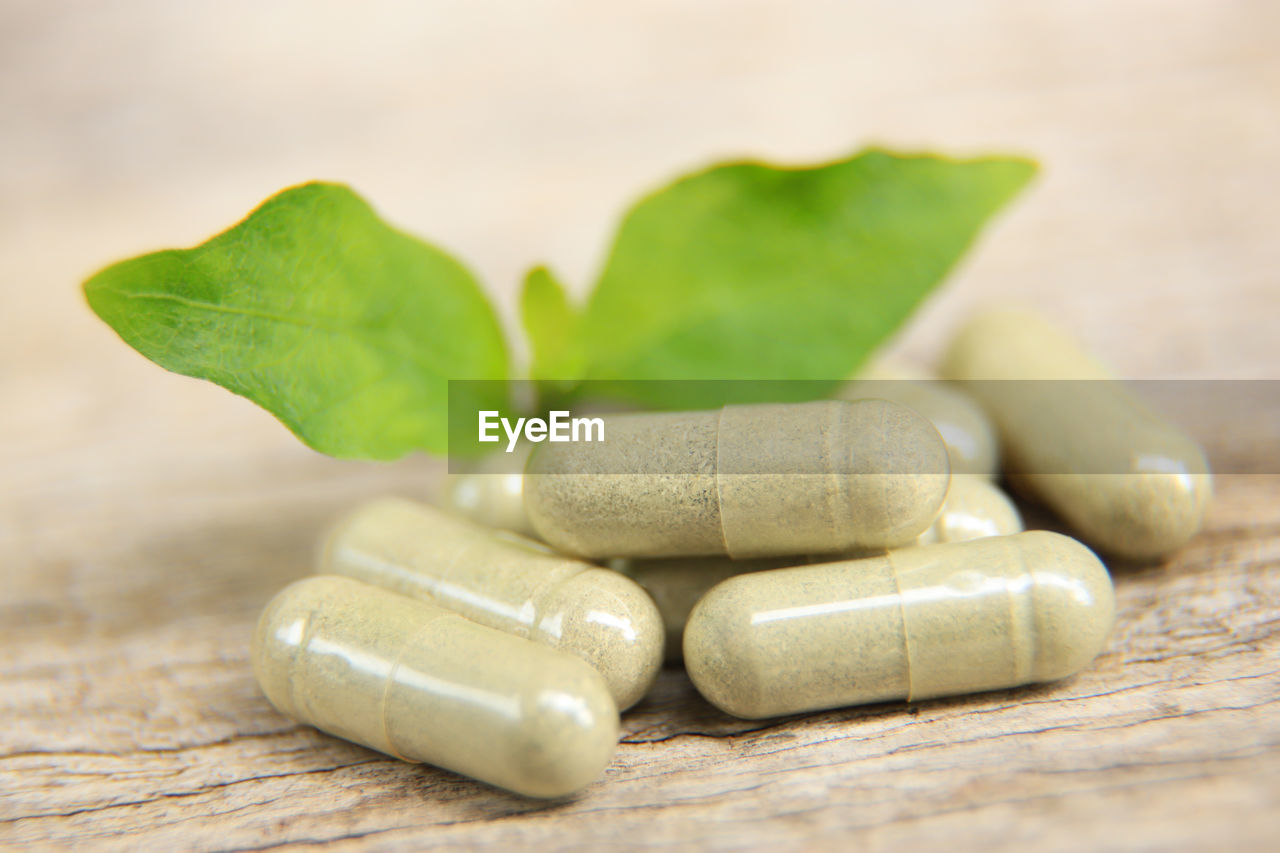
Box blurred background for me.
[5,1,1278,392]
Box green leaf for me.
[83,182,507,459]
[577,148,1036,406]
[521,265,585,384]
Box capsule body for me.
[621,476,1023,663]
[942,310,1211,559]
[252,576,619,798]
[841,361,1000,477]
[320,498,663,710]
[683,531,1114,719]
[525,400,950,559]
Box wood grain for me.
[2,2,1278,850]
[4,472,1278,850]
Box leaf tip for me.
[999,153,1040,186]
[523,264,551,288]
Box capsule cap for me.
[1021,531,1116,682]
[536,569,665,710]
[716,400,950,556]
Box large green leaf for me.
[84,182,507,458]
[577,149,1036,406]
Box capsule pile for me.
[251,311,1211,797]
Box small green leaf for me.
[83,182,507,459]
[577,148,1036,406]
[521,265,585,384]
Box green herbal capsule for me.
[841,361,1000,478]
[525,399,950,559]
[683,531,1114,719]
[620,476,1023,662]
[942,309,1212,559]
[320,499,664,710]
[252,576,619,798]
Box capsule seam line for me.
[440,538,471,596]
[1008,537,1035,684]
[380,615,443,764]
[380,635,412,762]
[871,401,902,549]
[526,565,589,643]
[290,599,323,722]
[890,554,918,703]
[826,401,847,552]
[713,405,734,557]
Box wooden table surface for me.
[3,2,1278,849]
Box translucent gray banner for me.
[446,380,1279,475]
